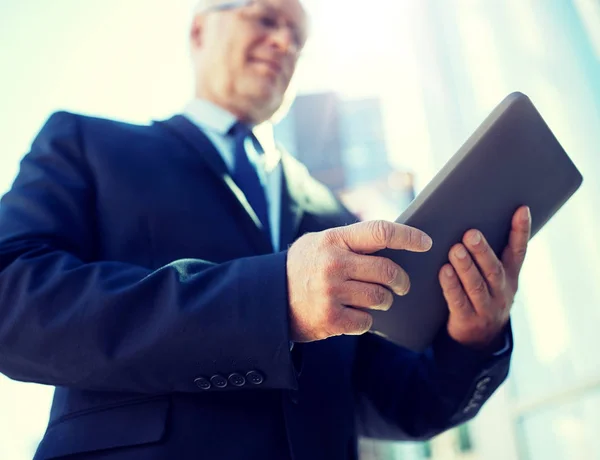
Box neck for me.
[194,88,267,125]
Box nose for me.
[269,26,298,56]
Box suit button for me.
[463,401,478,414]
[210,374,228,389]
[194,377,211,390]
[228,373,246,387]
[476,376,492,391]
[246,370,264,385]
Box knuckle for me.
[322,281,337,299]
[366,286,387,306]
[342,315,358,333]
[322,253,346,281]
[369,220,393,246]
[320,228,340,250]
[321,261,334,280]
[382,262,400,286]
[476,241,489,255]
[321,227,337,242]
[497,294,512,312]
[406,227,419,248]
[323,256,340,276]
[487,261,505,282]
[330,309,355,333]
[514,246,527,260]
[444,276,462,293]
[469,280,488,296]
[454,296,469,310]
[324,305,343,331]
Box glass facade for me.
[298,0,600,458]
[518,389,600,460]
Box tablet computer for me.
[369,92,583,352]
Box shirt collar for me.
[183,98,280,171]
[183,98,237,136]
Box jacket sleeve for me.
[0,112,297,394]
[353,325,513,441]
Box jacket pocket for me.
[35,397,170,459]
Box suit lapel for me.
[279,150,307,250]
[157,115,272,255]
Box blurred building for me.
[274,92,415,223]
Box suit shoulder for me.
[39,110,155,137]
[29,111,161,168]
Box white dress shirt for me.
[183,98,283,252]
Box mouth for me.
[249,58,284,77]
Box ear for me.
[190,15,204,49]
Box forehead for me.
[198,0,305,16]
[195,0,309,41]
[213,0,306,26]
[250,0,308,32]
[260,0,306,18]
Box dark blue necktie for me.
[229,122,272,244]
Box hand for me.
[439,206,532,350]
[287,220,433,343]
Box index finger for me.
[335,220,433,255]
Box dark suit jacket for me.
[0,112,512,460]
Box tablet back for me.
[369,92,583,351]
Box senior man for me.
[0,0,530,458]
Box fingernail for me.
[422,234,433,249]
[524,206,531,222]
[394,274,410,296]
[456,246,467,259]
[468,231,481,245]
[444,266,454,277]
[378,301,393,311]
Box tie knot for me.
[228,121,253,141]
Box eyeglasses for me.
[201,0,307,54]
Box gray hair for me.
[192,0,253,15]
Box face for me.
[190,0,308,124]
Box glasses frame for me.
[198,0,306,54]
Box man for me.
[0,0,530,459]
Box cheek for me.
[230,51,253,85]
[212,50,243,94]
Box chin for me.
[243,73,283,96]
[251,98,283,124]
[248,93,284,119]
[237,78,285,120]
